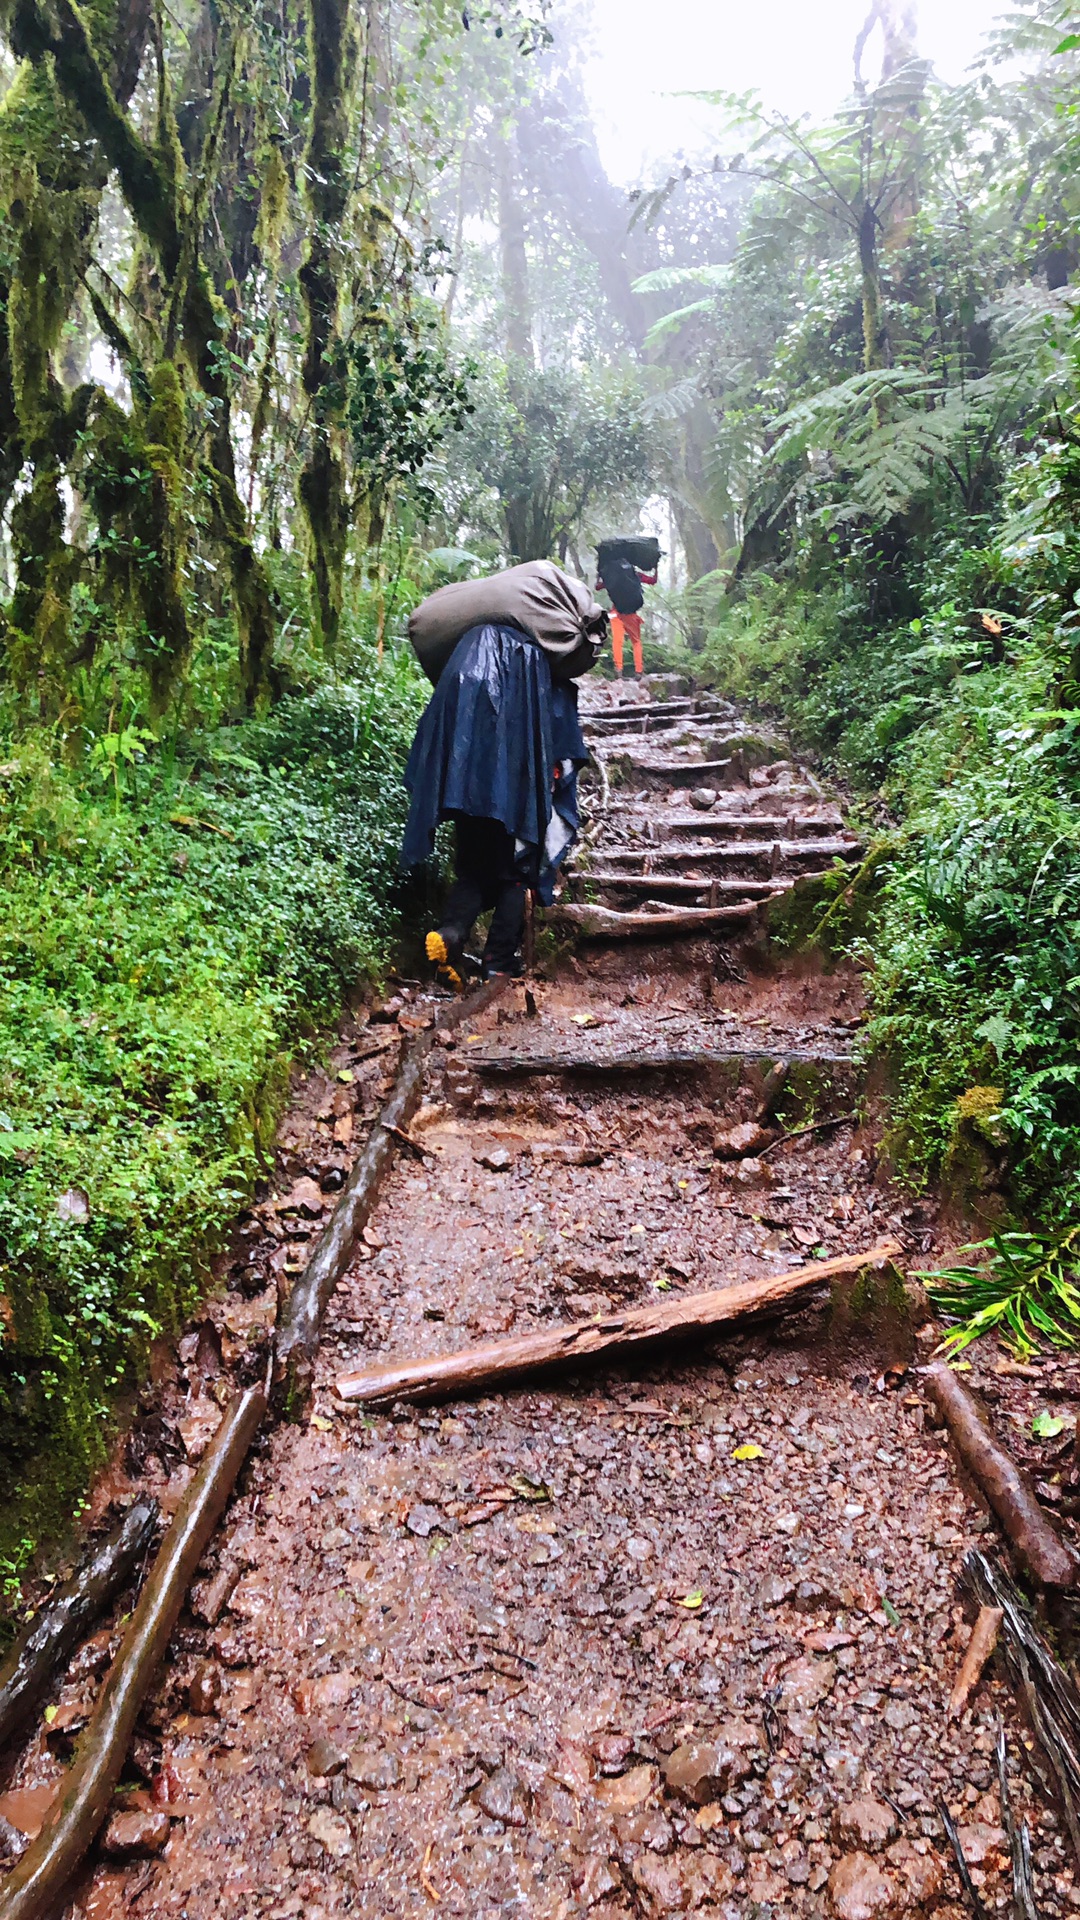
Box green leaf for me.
[643,300,717,348]
[1032,1409,1067,1438]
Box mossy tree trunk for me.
[299,0,357,658]
[0,0,276,704]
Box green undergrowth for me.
[693,500,1080,1259]
[0,653,424,1595]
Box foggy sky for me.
[583,0,1008,184]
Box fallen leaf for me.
[570,1012,597,1027]
[510,1473,551,1502]
[882,1596,900,1626]
[336,1069,354,1084]
[43,1705,57,1725]
[679,1589,704,1610]
[310,1415,333,1432]
[732,1443,764,1462]
[1033,1409,1067,1439]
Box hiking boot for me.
[481,954,525,981]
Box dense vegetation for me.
[4,0,1080,1583]
[634,7,1080,1235]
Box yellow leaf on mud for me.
[679,1589,704,1609]
[310,1415,333,1431]
[336,1069,354,1084]
[732,1443,764,1461]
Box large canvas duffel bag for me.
[408,560,607,686]
[596,535,662,575]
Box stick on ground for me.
[335,1240,901,1407]
[947,1604,1003,1718]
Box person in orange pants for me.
[610,611,644,675]
[596,541,658,675]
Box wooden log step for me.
[580,696,725,723]
[582,872,781,902]
[604,757,742,791]
[334,1242,902,1408]
[585,709,736,737]
[545,900,765,938]
[575,841,859,882]
[577,845,813,873]
[469,1044,857,1077]
[660,813,848,840]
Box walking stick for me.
[524,888,536,973]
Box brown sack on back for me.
[408,560,606,685]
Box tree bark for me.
[858,200,890,374]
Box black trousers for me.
[441,816,528,972]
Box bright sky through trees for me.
[584,0,1009,183]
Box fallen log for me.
[545,900,763,939]
[0,1499,159,1753]
[272,975,509,1416]
[335,1239,901,1407]
[0,1387,264,1920]
[924,1362,1077,1588]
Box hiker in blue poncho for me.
[400,562,605,986]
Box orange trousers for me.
[611,612,643,674]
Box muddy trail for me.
[5,678,1080,1920]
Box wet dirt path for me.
[3,679,1080,1920]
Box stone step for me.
[601,741,787,788]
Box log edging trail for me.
[0,1389,265,1920]
[272,972,510,1416]
[0,975,509,1920]
[925,1361,1077,1588]
[0,1499,159,1753]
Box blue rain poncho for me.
[400,622,586,903]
